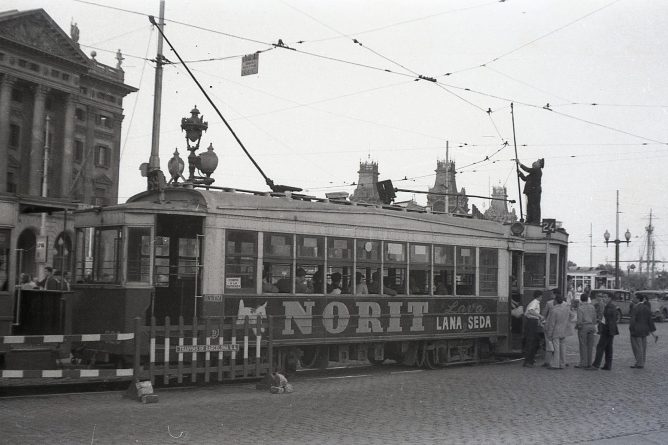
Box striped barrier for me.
[1,333,134,344]
[2,368,134,378]
[0,331,137,380]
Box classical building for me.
[350,159,381,205]
[0,8,136,323]
[427,159,469,214]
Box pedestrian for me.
[544,294,570,369]
[523,290,544,368]
[591,293,619,371]
[575,293,597,369]
[629,294,657,369]
[38,266,60,290]
[541,291,556,367]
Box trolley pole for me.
[38,115,51,280]
[510,103,524,222]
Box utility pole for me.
[589,223,592,268]
[38,115,50,280]
[646,209,654,288]
[444,141,449,214]
[148,0,165,173]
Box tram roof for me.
[80,186,568,243]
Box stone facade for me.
[350,159,381,205]
[427,159,468,214]
[0,8,136,304]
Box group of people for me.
[523,287,657,370]
[263,269,397,295]
[18,266,70,291]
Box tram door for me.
[153,214,204,323]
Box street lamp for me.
[603,194,631,289]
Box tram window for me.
[266,263,292,293]
[383,242,406,295]
[177,238,199,278]
[434,245,454,295]
[524,253,546,288]
[358,266,380,295]
[127,227,151,283]
[264,233,292,258]
[226,230,257,294]
[549,253,558,287]
[479,248,498,296]
[297,235,323,259]
[328,238,352,260]
[264,233,293,293]
[356,239,380,262]
[95,228,121,283]
[0,229,9,291]
[456,246,476,295]
[154,236,170,286]
[295,264,322,293]
[327,265,351,294]
[410,244,431,295]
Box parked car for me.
[589,289,633,323]
[633,290,668,322]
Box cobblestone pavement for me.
[1,322,668,445]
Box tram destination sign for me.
[175,344,239,353]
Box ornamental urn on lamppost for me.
[197,143,219,182]
[181,106,208,182]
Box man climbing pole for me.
[517,158,544,224]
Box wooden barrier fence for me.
[144,315,273,385]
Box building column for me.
[60,95,76,197]
[29,85,49,196]
[0,75,17,193]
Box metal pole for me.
[38,115,51,280]
[510,103,524,222]
[615,190,619,288]
[148,0,165,172]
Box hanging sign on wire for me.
[241,53,259,76]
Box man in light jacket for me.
[544,294,570,369]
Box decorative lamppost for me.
[179,106,218,187]
[604,192,631,289]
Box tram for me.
[63,185,568,371]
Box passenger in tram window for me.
[329,272,342,295]
[276,276,292,293]
[355,272,368,295]
[435,282,450,295]
[19,273,39,290]
[382,277,398,296]
[311,269,324,294]
[262,270,278,293]
[295,268,312,293]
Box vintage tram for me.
[57,185,568,372]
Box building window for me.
[95,145,110,168]
[11,88,22,102]
[74,140,84,162]
[29,62,39,72]
[51,69,60,78]
[18,59,26,68]
[96,114,113,128]
[62,73,70,81]
[9,124,20,149]
[7,172,16,193]
[75,108,86,121]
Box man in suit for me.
[590,293,619,370]
[629,294,656,369]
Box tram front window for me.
[75,227,121,283]
[0,229,9,291]
[127,227,151,283]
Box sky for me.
[5,0,668,271]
